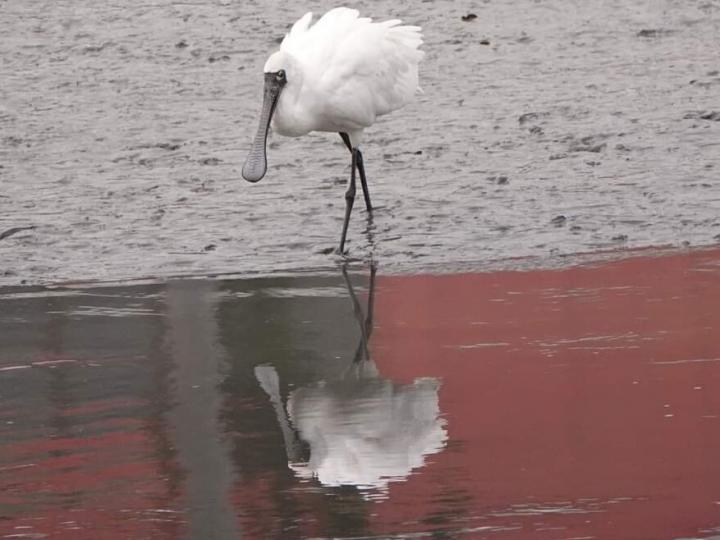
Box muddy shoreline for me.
[1,0,719,286]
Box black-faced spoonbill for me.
[242,7,424,253]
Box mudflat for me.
[1,0,719,286]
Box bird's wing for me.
[280,11,314,54]
[281,8,369,65]
[326,19,424,127]
[279,8,424,130]
[295,9,424,127]
[359,20,425,116]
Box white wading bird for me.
[242,7,424,253]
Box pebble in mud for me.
[518,112,543,125]
[200,157,222,165]
[487,175,509,185]
[684,111,720,121]
[518,113,547,136]
[568,135,608,153]
[551,215,567,227]
[0,226,36,241]
[461,13,478,22]
[636,29,675,38]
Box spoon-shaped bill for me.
[242,73,284,183]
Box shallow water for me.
[1,0,720,286]
[2,247,720,539]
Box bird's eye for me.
[277,70,286,81]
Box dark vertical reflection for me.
[39,297,76,512]
[164,280,239,540]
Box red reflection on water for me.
[0,390,184,539]
[372,248,720,538]
[2,248,720,539]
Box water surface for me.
[2,247,720,538]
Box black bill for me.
[242,72,285,183]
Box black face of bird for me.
[242,70,287,183]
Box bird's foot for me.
[319,246,349,256]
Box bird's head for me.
[241,52,292,183]
[263,50,292,77]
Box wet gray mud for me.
[1,0,720,286]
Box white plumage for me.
[242,7,424,253]
[266,7,424,144]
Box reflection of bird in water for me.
[285,374,445,492]
[256,265,446,494]
[242,7,424,253]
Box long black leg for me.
[339,132,352,151]
[355,151,372,212]
[338,149,357,254]
[339,133,372,212]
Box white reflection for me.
[256,266,446,494]
[289,372,446,490]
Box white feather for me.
[265,7,424,145]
